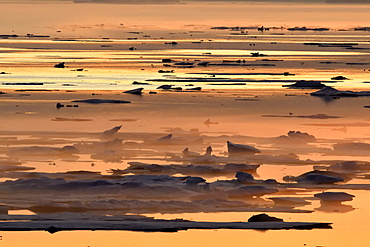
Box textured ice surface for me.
[0,213,332,233]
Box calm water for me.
[1,2,370,247]
[0,30,370,91]
[0,2,369,91]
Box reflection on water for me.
[0,26,370,91]
[1,1,370,247]
[1,90,370,246]
[315,202,355,213]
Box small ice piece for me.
[251,52,267,57]
[236,171,255,184]
[224,163,260,175]
[268,197,310,207]
[204,146,212,156]
[157,84,173,90]
[191,146,218,164]
[331,76,349,80]
[263,179,278,184]
[7,145,79,157]
[182,148,200,158]
[227,141,261,155]
[186,87,202,91]
[314,191,355,213]
[72,99,131,104]
[333,142,370,153]
[157,134,172,142]
[248,213,284,222]
[286,131,316,142]
[311,86,370,97]
[283,170,350,184]
[56,103,64,108]
[60,145,79,154]
[314,192,354,202]
[275,131,316,145]
[327,161,370,173]
[100,125,122,140]
[227,185,278,198]
[283,81,326,88]
[174,62,193,66]
[54,62,65,68]
[297,174,344,184]
[185,176,206,186]
[311,86,344,96]
[123,88,144,95]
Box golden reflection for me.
[1,1,370,247]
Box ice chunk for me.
[268,197,310,207]
[314,192,355,213]
[283,170,350,184]
[182,148,200,158]
[119,162,259,177]
[72,99,131,104]
[100,125,122,140]
[123,88,144,95]
[190,146,218,164]
[327,161,370,173]
[297,174,344,184]
[0,213,332,232]
[311,86,370,97]
[283,81,326,88]
[7,145,79,160]
[157,134,172,142]
[227,141,261,155]
[333,142,370,154]
[248,213,283,222]
[314,192,354,202]
[236,171,255,184]
[227,186,278,198]
[185,176,206,186]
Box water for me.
[1,1,370,246]
[0,29,370,91]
